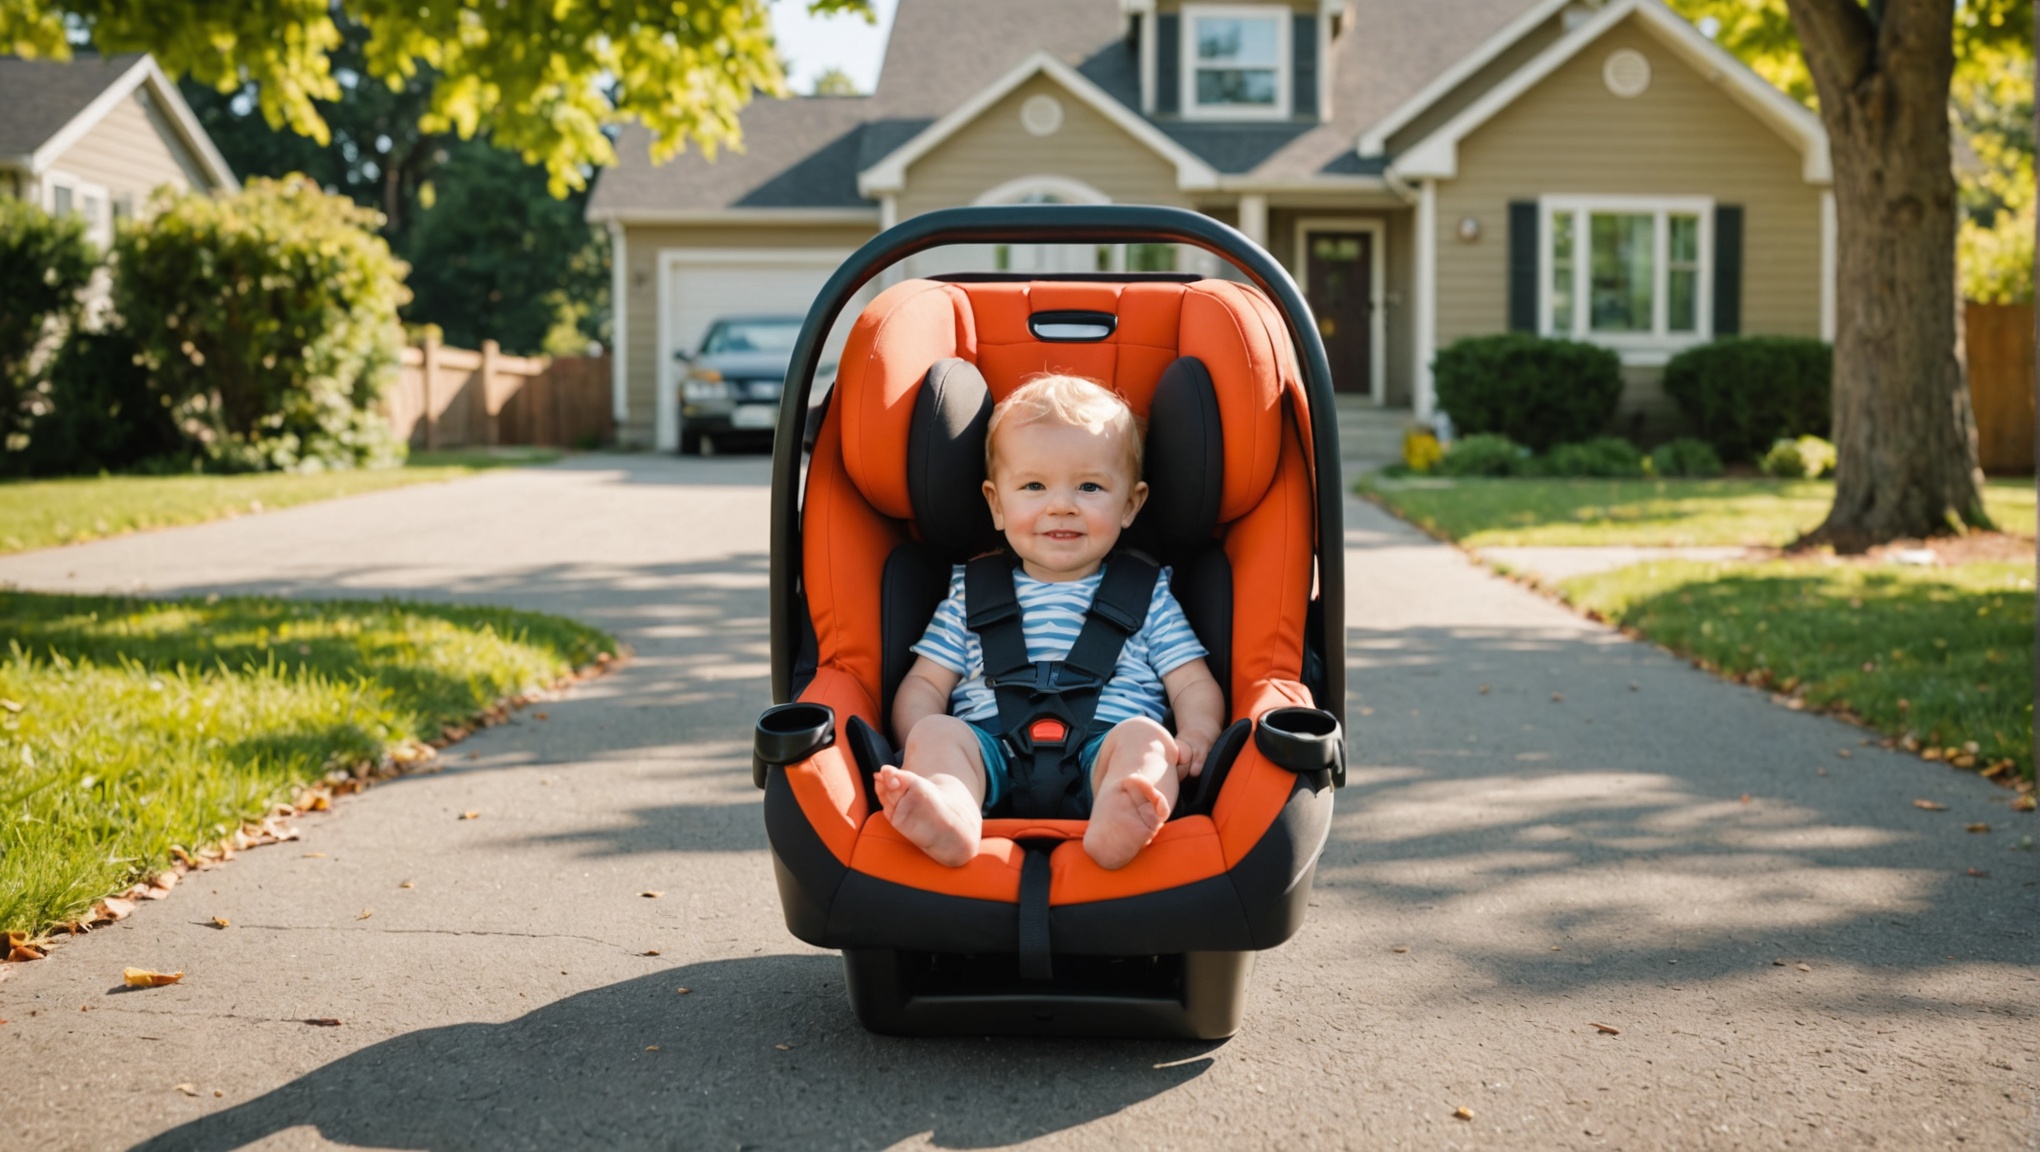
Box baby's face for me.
[981,417,1147,582]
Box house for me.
[0,53,239,246]
[587,0,1831,451]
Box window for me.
[1541,196,1712,348]
[1184,5,1289,120]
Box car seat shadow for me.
[132,954,1221,1152]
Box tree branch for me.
[1782,0,1879,110]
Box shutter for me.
[1292,16,1318,120]
[1508,201,1539,333]
[1713,204,1743,337]
[1157,15,1180,115]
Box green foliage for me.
[1433,334,1624,452]
[1649,437,1725,479]
[1402,427,1444,473]
[1535,437,1646,478]
[0,198,95,461]
[114,177,408,473]
[1761,435,1838,480]
[1437,433,1529,477]
[1960,200,2034,304]
[1661,337,1831,462]
[6,330,184,476]
[810,66,861,97]
[3,0,874,197]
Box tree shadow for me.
[134,954,1220,1152]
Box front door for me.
[1305,231,1372,396]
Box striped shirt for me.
[911,560,1208,726]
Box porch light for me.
[1456,216,1481,242]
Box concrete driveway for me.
[1,452,2034,1150]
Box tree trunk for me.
[1786,0,1990,551]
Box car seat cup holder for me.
[1253,707,1344,787]
[753,702,835,790]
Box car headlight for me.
[683,368,728,402]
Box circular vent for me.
[1603,48,1652,98]
[1020,94,1065,137]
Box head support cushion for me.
[1131,356,1224,563]
[908,358,999,561]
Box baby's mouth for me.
[1042,530,1084,541]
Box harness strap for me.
[1016,845,1054,980]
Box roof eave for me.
[22,55,238,192]
[587,206,882,225]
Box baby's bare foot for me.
[875,766,981,867]
[1084,775,1169,870]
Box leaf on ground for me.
[123,967,184,987]
[1589,1022,1621,1035]
[1550,692,1564,703]
[1390,945,1410,953]
[399,881,415,889]
[174,1083,199,1097]
[1967,823,1992,834]
[2013,794,2037,812]
[1913,799,1947,811]
[459,811,480,821]
[355,909,373,921]
[675,987,692,995]
[1795,963,1812,972]
[1453,1106,1474,1121]
[774,1043,794,1051]
[303,1017,342,1027]
[96,896,136,922]
[301,852,327,859]
[210,916,230,929]
[7,940,46,962]
[644,1045,659,1051]
[1478,685,1490,694]
[641,949,661,956]
[1966,868,1991,878]
[1739,793,1752,804]
[1836,748,1852,758]
[534,712,549,721]
[640,891,664,899]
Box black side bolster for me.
[762,767,849,946]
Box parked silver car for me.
[676,315,833,455]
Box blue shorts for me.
[969,722,1109,816]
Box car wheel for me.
[679,428,701,455]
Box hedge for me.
[1661,337,1831,462]
[1433,333,1624,452]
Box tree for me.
[810,66,861,97]
[2,0,873,196]
[1669,0,2030,547]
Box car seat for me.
[752,206,1346,1039]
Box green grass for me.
[0,591,612,936]
[0,447,563,556]
[1561,560,2034,781]
[1360,476,2037,548]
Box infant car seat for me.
[753,206,1346,1039]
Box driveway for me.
[1,452,2034,1150]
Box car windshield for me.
[701,318,802,355]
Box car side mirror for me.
[674,349,693,364]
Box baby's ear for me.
[981,479,1004,529]
[1123,480,1150,526]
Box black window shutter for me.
[1508,201,1539,332]
[1157,15,1180,114]
[1292,16,1318,120]
[1713,204,1743,337]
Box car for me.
[676,315,833,455]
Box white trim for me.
[1237,193,1268,246]
[1214,173,1393,195]
[30,56,237,191]
[1139,10,1158,114]
[1536,193,1714,353]
[1293,216,1388,405]
[1414,179,1438,419]
[1819,189,1836,342]
[1387,0,1830,186]
[585,206,880,225]
[972,174,1114,206]
[655,248,855,452]
[1357,0,1576,156]
[858,51,1220,195]
[1317,12,1333,125]
[1180,3,1292,122]
[608,221,628,423]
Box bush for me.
[115,176,409,472]
[8,331,186,476]
[1536,436,1646,478]
[1662,337,1831,462]
[1402,427,1444,473]
[1437,433,1529,477]
[0,199,95,467]
[1761,435,1837,479]
[1649,437,1725,478]
[1433,333,1624,452]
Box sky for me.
[769,0,901,95]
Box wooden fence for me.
[384,338,613,450]
[1967,301,2035,475]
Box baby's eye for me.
[1021,481,1046,491]
[1078,482,1104,493]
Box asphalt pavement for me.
[0,451,2034,1150]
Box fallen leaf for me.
[1795,963,1812,972]
[214,1090,222,1098]
[7,942,45,962]
[97,896,136,921]
[675,987,692,995]
[1836,748,1852,758]
[1550,692,1564,703]
[399,881,415,889]
[1589,1022,1620,1035]
[644,1045,660,1052]
[1966,868,1991,878]
[355,909,373,921]
[642,949,661,957]
[774,1043,793,1051]
[640,890,664,899]
[1981,761,2011,778]
[1773,959,1787,966]
[1739,793,1752,804]
[123,968,184,988]
[1628,682,1639,692]
[2013,794,2037,812]
[1953,755,1977,769]
[303,1017,342,1027]
[1390,945,1410,953]
[459,811,480,821]
[1453,1106,1474,1121]
[174,1083,199,1097]
[210,916,230,930]
[1478,685,1490,695]
[534,712,550,721]
[1967,823,1992,834]
[301,852,327,859]
[1913,799,1947,811]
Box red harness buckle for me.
[1027,718,1068,745]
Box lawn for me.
[1360,476,2037,548]
[0,591,612,937]
[0,447,562,556]
[1561,560,2034,783]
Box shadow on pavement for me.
[134,954,1219,1152]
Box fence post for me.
[421,334,441,451]
[480,339,502,447]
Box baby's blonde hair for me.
[985,374,1144,478]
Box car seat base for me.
[842,948,1252,1039]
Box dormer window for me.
[1183,5,1290,120]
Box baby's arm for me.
[891,655,963,744]
[1161,658,1225,778]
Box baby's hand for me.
[1174,728,1213,779]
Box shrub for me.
[1433,333,1624,452]
[8,331,186,476]
[1662,337,1831,462]
[1536,436,1646,478]
[0,199,95,466]
[1649,437,1725,478]
[1402,427,1444,473]
[1761,435,1837,479]
[1437,433,1528,477]
[115,176,409,472]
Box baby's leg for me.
[1083,717,1180,870]
[874,715,988,867]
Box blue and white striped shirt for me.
[910,560,1208,726]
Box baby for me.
[875,375,1226,870]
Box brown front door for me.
[1305,231,1372,395]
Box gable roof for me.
[0,53,238,189]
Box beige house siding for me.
[617,222,877,444]
[1383,12,1568,157]
[1431,17,1823,424]
[895,75,1189,218]
[45,89,209,204]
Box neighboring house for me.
[0,53,239,248]
[588,0,1831,451]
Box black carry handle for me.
[753,702,835,790]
